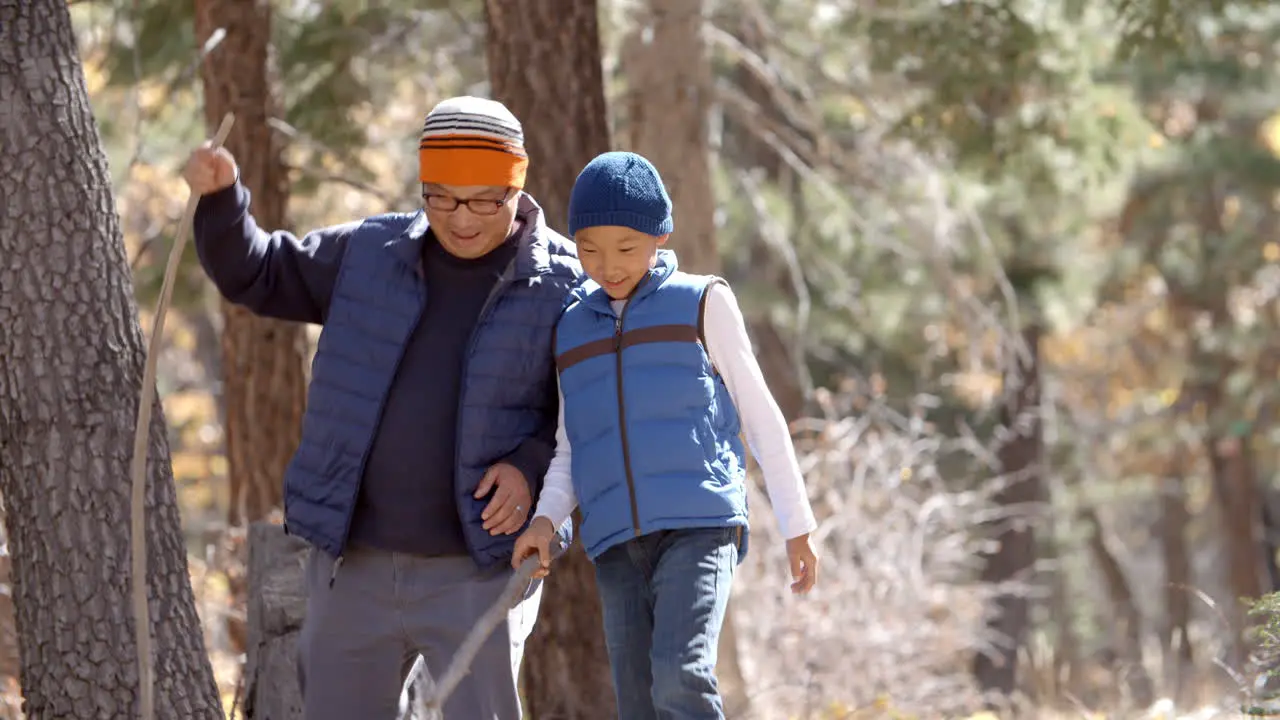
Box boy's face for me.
[575,225,668,300]
[423,183,518,259]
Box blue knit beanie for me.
[567,151,673,238]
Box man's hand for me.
[512,517,556,579]
[785,533,819,594]
[182,142,238,197]
[475,462,532,536]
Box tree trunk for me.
[1081,506,1153,707]
[622,0,718,275]
[1206,420,1265,670]
[1261,493,1280,593]
[1183,169,1268,671]
[485,0,612,234]
[0,2,222,716]
[1157,468,1194,702]
[1043,513,1080,700]
[747,319,806,421]
[973,323,1045,700]
[195,0,308,656]
[240,523,309,719]
[484,2,617,717]
[716,9,809,419]
[195,0,305,530]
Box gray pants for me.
[297,543,542,720]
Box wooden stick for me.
[128,113,235,720]
[415,555,542,718]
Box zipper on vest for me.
[614,307,642,536]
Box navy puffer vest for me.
[284,195,582,569]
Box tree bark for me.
[747,319,806,421]
[240,523,309,719]
[195,0,306,530]
[973,323,1044,700]
[485,0,612,235]
[195,0,308,655]
[484,2,617,717]
[1177,299,1265,671]
[1081,506,1153,707]
[1183,167,1268,671]
[1157,468,1194,702]
[1260,490,1280,594]
[0,2,223,716]
[1042,510,1080,700]
[1205,419,1265,670]
[622,0,719,275]
[709,8,809,418]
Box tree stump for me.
[241,522,309,719]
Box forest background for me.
[8,0,1280,718]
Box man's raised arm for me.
[185,145,357,325]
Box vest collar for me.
[383,192,554,279]
[578,249,679,316]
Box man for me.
[183,96,581,719]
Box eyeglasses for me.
[422,187,511,216]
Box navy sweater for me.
[193,182,543,557]
[348,232,517,555]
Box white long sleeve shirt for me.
[532,282,818,540]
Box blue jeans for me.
[593,527,740,720]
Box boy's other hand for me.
[785,533,819,594]
[182,143,238,196]
[512,516,556,579]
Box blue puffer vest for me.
[284,194,582,569]
[553,250,748,561]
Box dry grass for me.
[726,386,1248,720]
[731,387,998,718]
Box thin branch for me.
[414,556,541,718]
[267,118,400,207]
[283,164,399,207]
[110,23,226,198]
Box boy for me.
[512,151,819,719]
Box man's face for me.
[423,183,519,259]
[575,225,667,300]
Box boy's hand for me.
[512,517,556,579]
[785,534,819,594]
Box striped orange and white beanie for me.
[419,96,528,190]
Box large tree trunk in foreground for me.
[0,1,222,716]
[485,1,617,718]
[195,0,308,656]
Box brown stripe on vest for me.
[556,324,700,374]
